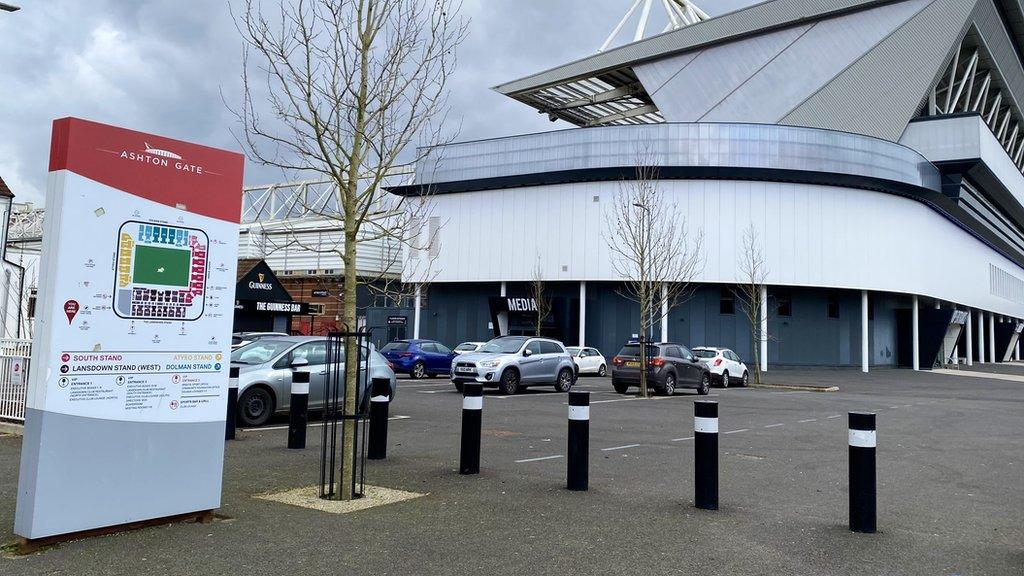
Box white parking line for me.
[763,423,784,428]
[515,455,564,463]
[601,444,641,452]
[826,414,841,419]
[242,415,411,432]
[671,436,694,442]
[722,429,749,435]
[586,393,719,405]
[417,389,453,394]
[798,418,818,423]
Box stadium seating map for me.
[114,221,208,321]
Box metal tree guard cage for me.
[319,331,371,500]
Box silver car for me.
[230,336,397,427]
[450,335,577,395]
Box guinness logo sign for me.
[248,272,273,291]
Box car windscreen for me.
[381,342,409,352]
[565,347,581,355]
[480,337,528,353]
[455,343,477,351]
[231,340,295,365]
[617,344,661,357]
[693,349,718,359]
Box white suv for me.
[692,347,749,388]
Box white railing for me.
[0,338,31,422]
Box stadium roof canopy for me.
[494,0,1024,142]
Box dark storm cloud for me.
[0,0,755,205]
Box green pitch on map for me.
[132,245,190,286]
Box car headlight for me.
[477,360,501,368]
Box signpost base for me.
[13,509,216,555]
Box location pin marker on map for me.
[64,300,80,324]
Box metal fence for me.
[0,338,31,422]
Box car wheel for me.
[498,368,520,395]
[411,361,426,379]
[237,386,274,427]
[597,364,607,377]
[613,381,629,394]
[720,371,730,388]
[741,371,749,387]
[662,373,676,396]
[454,381,464,393]
[554,368,574,393]
[697,373,711,395]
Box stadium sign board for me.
[15,118,244,540]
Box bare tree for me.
[232,0,466,500]
[529,257,552,337]
[604,155,704,398]
[734,223,769,386]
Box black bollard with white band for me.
[566,391,590,491]
[459,383,483,475]
[287,370,310,450]
[694,400,719,510]
[848,412,877,533]
[225,366,239,440]
[368,377,392,460]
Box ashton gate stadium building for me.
[387,0,1024,371]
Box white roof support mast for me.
[599,0,709,52]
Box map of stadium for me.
[113,221,208,320]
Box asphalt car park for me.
[1,367,1021,574]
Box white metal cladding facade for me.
[416,178,1024,319]
[400,123,1024,319]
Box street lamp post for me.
[634,201,654,398]
[633,202,654,341]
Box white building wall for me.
[415,179,1024,318]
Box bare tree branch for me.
[230,0,466,500]
[603,147,705,397]
[734,222,770,386]
[529,256,552,337]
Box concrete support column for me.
[413,284,422,340]
[988,312,996,363]
[578,281,586,346]
[861,290,870,373]
[911,295,919,371]
[500,282,507,297]
[935,299,941,309]
[759,285,768,373]
[1016,329,1020,361]
[978,311,986,364]
[965,309,973,366]
[660,284,668,343]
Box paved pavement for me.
[0,367,1021,575]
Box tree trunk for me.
[336,227,359,500]
[639,339,648,398]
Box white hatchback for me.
[692,347,749,388]
[565,346,607,377]
[453,341,486,355]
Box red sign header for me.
[48,117,245,223]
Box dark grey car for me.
[610,342,711,396]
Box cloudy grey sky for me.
[0,0,756,206]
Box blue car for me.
[380,339,456,379]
